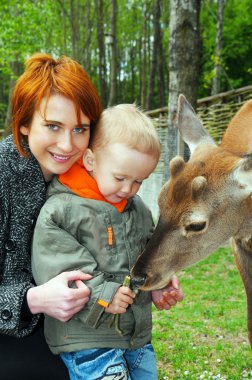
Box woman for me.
[0,53,183,379]
[0,53,102,380]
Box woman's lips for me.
[50,152,72,162]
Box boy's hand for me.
[152,275,184,310]
[105,286,135,314]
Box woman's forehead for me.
[37,95,89,124]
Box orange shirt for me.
[58,160,127,213]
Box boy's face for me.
[84,143,158,203]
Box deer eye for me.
[185,222,206,232]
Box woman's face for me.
[20,94,90,181]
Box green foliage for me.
[0,0,251,124]
[0,0,53,69]
[199,0,252,97]
[0,0,59,127]
[223,0,252,89]
[153,246,251,379]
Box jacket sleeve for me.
[0,283,40,338]
[0,183,40,338]
[31,196,122,328]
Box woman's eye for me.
[135,180,143,185]
[47,124,59,131]
[185,222,206,232]
[115,177,124,182]
[73,127,88,134]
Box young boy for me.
[31,104,179,380]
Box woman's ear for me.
[20,126,29,136]
[83,148,95,171]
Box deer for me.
[131,94,252,347]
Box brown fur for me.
[221,100,252,156]
[131,97,252,348]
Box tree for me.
[4,59,23,136]
[164,0,201,182]
[222,0,252,89]
[107,0,118,106]
[1,0,252,130]
[211,0,226,95]
[95,0,108,107]
[140,1,149,109]
[0,0,55,134]
[147,0,162,110]
[200,0,252,95]
[56,0,93,69]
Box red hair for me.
[11,53,102,155]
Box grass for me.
[152,246,252,379]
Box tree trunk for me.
[95,0,107,107]
[108,0,118,106]
[140,3,148,109]
[147,0,161,110]
[4,60,23,137]
[55,0,71,56]
[130,42,136,102]
[164,0,201,182]
[211,0,226,95]
[158,31,166,108]
[70,0,79,60]
[82,1,92,71]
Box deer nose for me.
[131,275,146,289]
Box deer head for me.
[131,95,252,290]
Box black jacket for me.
[0,135,46,337]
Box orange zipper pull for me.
[108,226,113,246]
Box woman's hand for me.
[105,286,135,314]
[151,275,184,310]
[27,271,92,322]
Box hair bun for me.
[25,53,56,71]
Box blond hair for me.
[90,104,161,160]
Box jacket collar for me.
[58,160,128,213]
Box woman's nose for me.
[57,133,73,153]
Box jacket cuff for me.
[86,282,120,328]
[20,288,33,321]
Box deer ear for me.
[176,94,216,154]
[233,155,252,195]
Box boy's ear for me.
[83,148,95,171]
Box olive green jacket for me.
[31,178,154,354]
